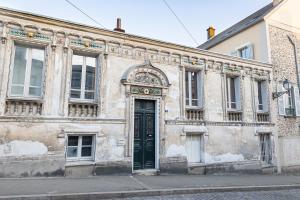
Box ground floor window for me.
[185,134,203,163]
[66,135,95,161]
[259,133,272,165]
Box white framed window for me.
[230,44,254,59]
[185,70,202,107]
[259,133,272,165]
[226,76,241,110]
[66,135,95,161]
[9,45,45,98]
[185,133,204,163]
[277,83,300,116]
[70,54,97,101]
[254,80,269,112]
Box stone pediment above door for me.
[121,60,171,88]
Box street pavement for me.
[116,189,300,200]
[1,175,300,199]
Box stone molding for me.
[165,120,275,127]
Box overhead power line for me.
[65,0,106,28]
[162,0,199,46]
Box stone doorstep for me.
[2,184,300,200]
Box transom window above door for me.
[185,70,202,107]
[10,45,45,98]
[70,54,97,101]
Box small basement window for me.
[66,135,95,161]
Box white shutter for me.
[197,71,203,107]
[253,81,259,112]
[230,50,238,57]
[247,44,254,59]
[235,77,241,110]
[262,81,269,112]
[277,83,285,115]
[293,86,300,116]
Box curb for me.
[1,184,300,200]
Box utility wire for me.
[162,0,199,46]
[65,0,106,28]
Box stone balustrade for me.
[257,112,270,122]
[227,111,242,122]
[185,108,204,121]
[68,102,98,117]
[5,99,43,116]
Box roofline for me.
[0,6,272,68]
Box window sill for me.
[227,109,242,113]
[6,97,43,102]
[284,115,297,119]
[186,106,203,110]
[66,160,95,167]
[69,99,98,105]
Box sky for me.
[0,0,272,47]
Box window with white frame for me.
[259,133,272,165]
[185,133,204,163]
[185,70,202,107]
[230,44,254,59]
[277,83,300,116]
[254,80,268,112]
[66,135,95,160]
[70,54,97,101]
[226,76,241,110]
[10,45,45,98]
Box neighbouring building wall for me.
[268,24,300,172]
[267,0,300,30]
[208,22,269,63]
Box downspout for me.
[288,35,300,92]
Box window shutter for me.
[253,81,259,112]
[293,86,300,116]
[235,77,241,110]
[197,71,203,107]
[247,44,254,59]
[230,50,238,57]
[277,83,285,115]
[262,81,269,112]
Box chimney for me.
[273,0,283,6]
[114,18,125,33]
[207,26,215,40]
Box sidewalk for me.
[1,175,300,199]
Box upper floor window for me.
[230,44,253,60]
[255,80,269,112]
[226,76,241,110]
[10,45,45,98]
[70,54,97,101]
[278,83,300,117]
[185,70,202,107]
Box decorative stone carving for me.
[130,86,162,96]
[121,60,170,88]
[5,99,43,116]
[68,102,98,117]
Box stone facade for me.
[269,25,300,172]
[0,7,275,177]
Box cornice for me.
[0,6,272,70]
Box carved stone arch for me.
[121,60,170,88]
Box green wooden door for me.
[134,99,156,170]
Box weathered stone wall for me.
[269,25,300,168]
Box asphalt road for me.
[116,189,300,200]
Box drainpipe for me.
[288,35,300,92]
